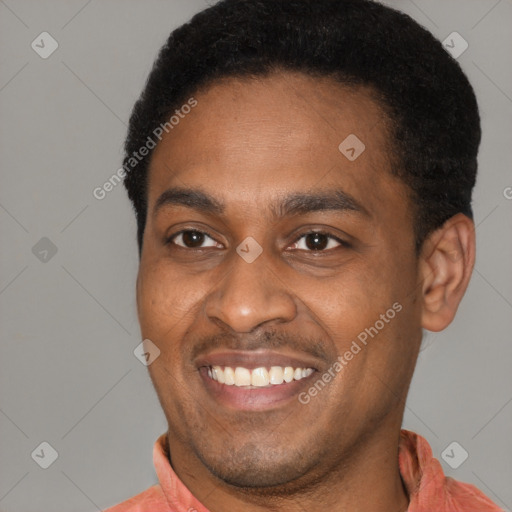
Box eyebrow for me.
[154,187,224,216]
[153,187,370,219]
[275,190,370,218]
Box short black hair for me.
[123,0,480,254]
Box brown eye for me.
[182,231,205,247]
[304,233,329,250]
[170,230,220,249]
[291,232,344,251]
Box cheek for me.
[136,261,202,338]
[330,259,421,395]
[299,250,416,355]
[310,261,396,323]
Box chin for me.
[197,442,313,490]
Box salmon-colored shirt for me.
[105,429,503,512]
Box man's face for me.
[137,71,424,488]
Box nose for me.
[204,253,297,333]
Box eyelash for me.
[167,229,220,249]
[290,231,349,251]
[166,229,349,252]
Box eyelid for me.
[166,228,222,248]
[288,230,350,251]
[165,227,350,251]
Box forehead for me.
[147,71,408,218]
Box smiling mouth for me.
[206,365,315,388]
[195,350,323,409]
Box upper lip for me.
[194,349,321,371]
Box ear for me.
[419,213,476,332]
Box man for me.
[106,0,502,510]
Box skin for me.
[136,71,475,511]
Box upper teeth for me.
[207,366,314,387]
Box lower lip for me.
[199,367,316,411]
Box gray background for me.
[0,0,511,510]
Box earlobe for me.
[419,214,476,332]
